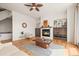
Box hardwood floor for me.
[53,37,79,56]
[0,39,12,43]
[12,37,79,56]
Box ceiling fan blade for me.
[24,4,31,7]
[35,8,39,11]
[30,8,33,11]
[37,4,43,7]
[0,8,6,11]
[32,3,36,6]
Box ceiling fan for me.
[24,3,43,11]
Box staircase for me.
[0,10,11,21]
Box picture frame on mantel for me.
[54,18,66,27]
[43,20,48,28]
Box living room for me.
[0,3,79,56]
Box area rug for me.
[0,43,28,56]
[22,43,65,56]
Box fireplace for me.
[42,29,50,37]
[41,28,53,39]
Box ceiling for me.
[0,3,75,18]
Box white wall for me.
[75,6,79,45]
[0,17,12,32]
[0,10,11,21]
[0,34,12,41]
[76,6,79,45]
[0,18,12,40]
[40,12,66,27]
[0,10,12,41]
[67,5,75,43]
[12,11,36,41]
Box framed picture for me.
[54,19,63,27]
[22,22,27,28]
[54,20,57,25]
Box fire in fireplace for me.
[42,29,50,37]
[41,28,53,39]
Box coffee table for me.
[34,37,52,49]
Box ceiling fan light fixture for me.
[24,3,43,11]
[32,6,36,9]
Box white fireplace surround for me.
[41,28,53,40]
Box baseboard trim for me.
[0,39,12,43]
